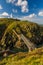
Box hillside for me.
[0,18,43,65]
[0,18,43,52]
[0,47,43,65]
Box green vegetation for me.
[0,18,43,51]
[0,47,43,65]
[0,18,43,65]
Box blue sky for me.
[0,0,43,24]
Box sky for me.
[0,0,43,24]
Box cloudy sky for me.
[0,0,43,24]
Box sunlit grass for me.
[0,47,43,65]
[0,18,43,65]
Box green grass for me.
[0,18,43,65]
[0,47,43,65]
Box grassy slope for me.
[0,18,43,65]
[0,47,43,65]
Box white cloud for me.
[12,9,17,13]
[28,13,36,18]
[0,12,9,18]
[0,12,14,18]
[6,0,16,3]
[38,11,43,16]
[6,0,29,13]
[1,12,9,16]
[16,0,29,13]
[23,13,36,19]
[20,13,39,23]
[16,0,22,6]
[19,13,43,24]
[21,0,28,6]
[10,13,13,18]
[21,5,28,12]
[0,5,3,9]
